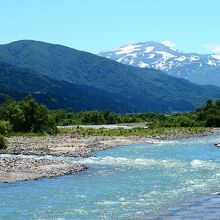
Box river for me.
[1,134,220,219]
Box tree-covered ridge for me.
[0,40,220,112]
[0,67,136,113]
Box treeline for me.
[151,100,220,128]
[51,99,220,128]
[1,96,220,148]
[51,110,158,125]
[196,99,220,127]
[0,96,57,148]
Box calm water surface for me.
[1,134,220,219]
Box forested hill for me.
[0,67,135,112]
[0,40,220,112]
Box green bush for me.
[0,134,7,149]
[0,96,58,134]
[0,120,11,136]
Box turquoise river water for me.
[1,134,220,219]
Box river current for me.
[1,134,220,219]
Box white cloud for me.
[205,44,220,54]
[160,40,175,48]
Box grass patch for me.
[10,132,48,137]
[59,127,209,138]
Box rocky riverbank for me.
[0,128,217,183]
[2,128,215,157]
[0,156,86,183]
[0,135,158,183]
[2,135,158,157]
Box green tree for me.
[0,134,7,149]
[35,104,57,133]
[0,96,58,134]
[19,96,38,131]
[0,120,11,136]
[3,100,25,131]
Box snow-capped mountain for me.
[98,41,220,87]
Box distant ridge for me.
[0,66,134,112]
[98,41,220,87]
[0,40,219,112]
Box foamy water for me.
[1,134,220,219]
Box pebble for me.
[0,157,87,183]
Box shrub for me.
[0,120,11,136]
[0,134,7,149]
[0,96,58,134]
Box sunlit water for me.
[58,124,147,129]
[1,134,220,219]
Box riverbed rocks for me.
[0,156,86,183]
[215,143,220,147]
[2,135,158,157]
[0,135,157,183]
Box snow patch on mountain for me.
[139,62,149,68]
[212,54,220,60]
[98,41,220,86]
[155,51,175,60]
[207,60,216,65]
[189,56,199,61]
[148,54,155,59]
[115,45,140,55]
[128,53,137,58]
[144,46,154,53]
[175,56,186,61]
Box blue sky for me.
[1,0,220,54]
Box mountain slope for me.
[0,40,220,112]
[0,67,135,112]
[98,41,220,86]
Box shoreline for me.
[0,157,86,183]
[0,135,160,183]
[0,128,218,183]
